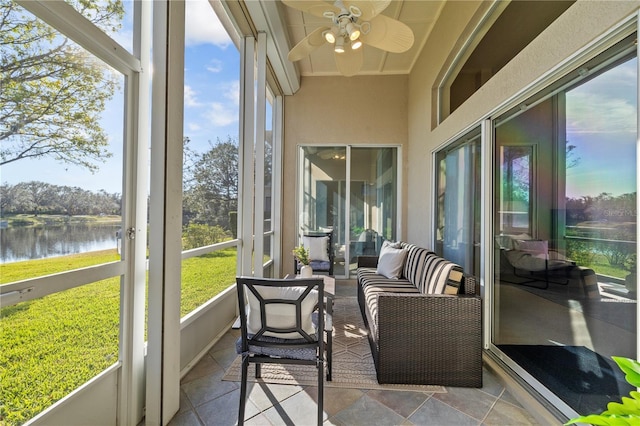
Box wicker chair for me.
[357,250,482,387]
[235,277,325,425]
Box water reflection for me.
[1,224,121,263]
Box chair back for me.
[295,231,334,275]
[236,277,324,352]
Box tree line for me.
[566,192,636,225]
[1,181,121,216]
[1,136,242,224]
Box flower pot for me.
[300,265,313,278]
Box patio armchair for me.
[294,231,334,275]
[235,277,325,425]
[500,237,575,289]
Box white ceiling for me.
[280,0,446,77]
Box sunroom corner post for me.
[272,94,284,276]
[253,31,267,277]
[239,35,257,277]
[146,1,185,424]
[118,0,151,424]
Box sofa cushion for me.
[358,267,415,291]
[402,245,435,286]
[376,243,407,279]
[382,240,403,249]
[416,254,464,294]
[358,267,419,335]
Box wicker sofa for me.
[357,242,482,387]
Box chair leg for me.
[238,356,249,426]
[255,363,261,378]
[317,360,324,425]
[326,332,332,381]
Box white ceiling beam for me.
[244,0,300,95]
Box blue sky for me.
[2,0,238,194]
[2,1,637,200]
[565,57,637,199]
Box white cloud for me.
[184,85,201,107]
[207,59,223,73]
[205,102,238,127]
[185,0,232,47]
[222,80,240,105]
[566,59,637,134]
[567,92,636,134]
[187,122,202,132]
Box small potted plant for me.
[292,245,313,277]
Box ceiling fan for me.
[283,0,414,76]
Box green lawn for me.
[0,248,237,426]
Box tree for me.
[566,139,580,169]
[183,137,239,230]
[23,181,54,216]
[0,182,28,214]
[0,0,124,171]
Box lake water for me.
[0,224,121,263]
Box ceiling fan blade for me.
[360,14,414,53]
[345,0,391,21]
[281,0,339,18]
[334,46,363,77]
[288,26,329,62]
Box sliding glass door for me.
[298,146,399,278]
[492,46,637,416]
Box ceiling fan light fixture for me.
[323,30,335,44]
[346,22,360,41]
[334,36,345,53]
[351,38,362,50]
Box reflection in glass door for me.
[348,147,398,275]
[492,53,637,417]
[298,146,398,277]
[435,129,481,276]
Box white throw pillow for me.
[376,244,408,279]
[303,236,329,262]
[246,285,318,339]
[381,240,402,250]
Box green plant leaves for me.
[566,414,640,425]
[613,357,640,387]
[565,357,640,426]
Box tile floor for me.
[167,281,541,426]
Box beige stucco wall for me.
[279,0,638,275]
[406,0,640,247]
[281,75,408,276]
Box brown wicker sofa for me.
[357,242,482,387]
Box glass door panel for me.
[298,146,346,276]
[298,146,398,278]
[348,147,398,275]
[492,55,637,416]
[435,129,481,275]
